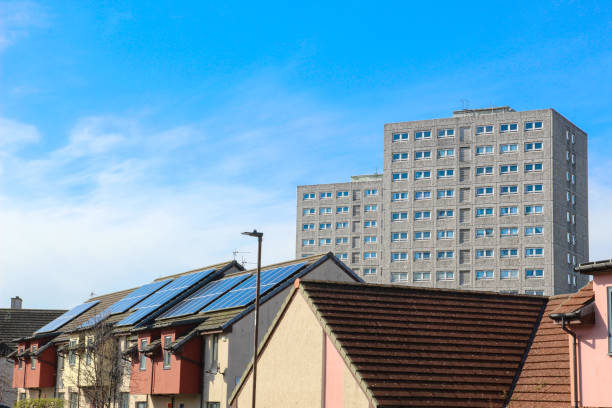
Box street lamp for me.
[241,229,263,408]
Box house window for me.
[414,251,431,261]
[19,393,26,401]
[414,150,431,160]
[500,206,518,216]
[475,145,493,155]
[500,164,518,174]
[525,121,543,131]
[438,128,454,138]
[303,193,315,200]
[391,252,408,262]
[414,191,431,200]
[392,192,409,201]
[437,148,454,158]
[139,339,147,370]
[501,270,519,280]
[500,227,518,237]
[525,142,543,151]
[391,272,408,282]
[414,131,431,140]
[500,123,518,133]
[475,207,494,217]
[476,125,493,134]
[85,336,93,365]
[436,271,454,281]
[163,336,172,369]
[476,270,494,280]
[525,269,544,278]
[31,345,37,369]
[476,187,494,196]
[500,143,518,153]
[414,170,431,180]
[57,393,65,402]
[414,231,431,240]
[392,172,408,182]
[525,163,543,172]
[365,189,378,196]
[120,393,129,408]
[413,272,431,282]
[69,339,77,366]
[136,402,147,408]
[392,133,409,142]
[392,212,408,221]
[476,166,493,176]
[70,393,78,408]
[437,169,454,178]
[414,211,431,220]
[392,153,409,162]
[476,228,494,238]
[364,268,377,276]
[500,185,518,195]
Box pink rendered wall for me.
[325,335,344,408]
[575,274,612,407]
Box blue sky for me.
[1,0,611,308]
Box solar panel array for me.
[201,262,307,313]
[115,269,215,326]
[103,280,171,315]
[35,301,100,333]
[159,274,250,319]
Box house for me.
[230,280,547,408]
[0,297,65,407]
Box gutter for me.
[550,311,581,408]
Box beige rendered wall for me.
[234,293,324,408]
[341,363,369,408]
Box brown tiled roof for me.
[507,294,572,408]
[0,308,66,350]
[300,281,547,408]
[550,281,594,316]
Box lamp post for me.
[241,229,263,408]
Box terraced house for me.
[10,254,361,408]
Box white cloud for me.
[0,1,48,52]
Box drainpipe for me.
[551,312,579,408]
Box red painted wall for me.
[130,333,155,395]
[151,328,202,395]
[177,334,201,394]
[12,342,27,389]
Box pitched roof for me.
[550,281,594,316]
[507,294,572,407]
[575,259,612,274]
[299,281,547,408]
[0,308,66,350]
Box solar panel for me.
[159,274,250,319]
[115,269,215,326]
[35,301,100,334]
[104,280,171,315]
[201,263,306,313]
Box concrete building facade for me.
[296,107,589,295]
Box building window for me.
[319,238,331,246]
[476,166,493,176]
[392,172,408,182]
[336,191,349,198]
[163,335,172,369]
[525,184,543,194]
[500,123,518,133]
[414,211,431,220]
[524,121,543,131]
[500,164,518,174]
[437,169,454,178]
[302,223,314,230]
[364,204,377,212]
[525,226,543,236]
[437,230,454,240]
[31,345,37,369]
[70,393,78,408]
[319,207,332,215]
[335,237,348,245]
[414,150,431,160]
[303,208,315,216]
[525,163,543,172]
[476,270,494,280]
[525,248,544,257]
[364,220,377,228]
[476,125,493,135]
[302,239,315,246]
[414,170,431,180]
[391,252,408,262]
[501,269,519,280]
[500,227,518,237]
[392,212,408,221]
[525,142,543,151]
[364,252,377,260]
[476,228,494,238]
[437,210,454,219]
[392,133,409,142]
[69,339,77,366]
[365,189,378,196]
[392,192,409,201]
[336,253,348,261]
[120,393,129,408]
[475,145,494,155]
[414,131,431,140]
[475,207,494,217]
[319,223,332,230]
[413,272,431,282]
[139,339,147,370]
[303,193,315,200]
[475,249,494,259]
[390,272,408,282]
[414,231,431,240]
[336,222,348,229]
[436,271,454,281]
[500,248,519,258]
[320,192,332,199]
[500,206,518,216]
[438,128,454,138]
[525,290,544,296]
[476,187,494,196]
[525,269,544,278]
[136,403,147,408]
[414,190,431,200]
[336,206,349,214]
[437,189,454,199]
[57,393,65,402]
[500,185,518,195]
[414,251,431,261]
[364,236,377,244]
[391,232,408,242]
[500,143,518,153]
[364,268,377,276]
[524,205,543,215]
[437,148,454,158]
[392,152,409,162]
[437,250,454,260]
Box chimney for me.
[11,296,22,309]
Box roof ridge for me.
[154,260,239,281]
